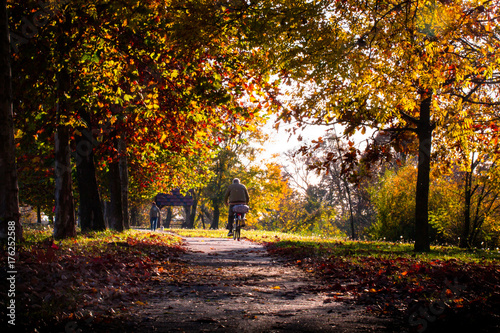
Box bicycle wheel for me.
[233,215,238,240]
[235,216,241,241]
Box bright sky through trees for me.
[253,115,374,191]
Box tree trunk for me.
[199,205,209,229]
[211,202,219,229]
[118,137,129,230]
[344,181,356,240]
[37,206,41,224]
[461,168,472,248]
[470,182,491,247]
[165,207,172,228]
[0,0,21,240]
[130,205,138,226]
[182,198,198,229]
[182,206,190,228]
[103,201,111,228]
[53,17,77,240]
[75,109,105,232]
[200,213,206,229]
[188,193,198,228]
[332,132,357,240]
[54,123,76,239]
[414,94,433,252]
[108,160,124,231]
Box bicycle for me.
[232,204,249,241]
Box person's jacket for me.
[224,183,249,205]
[149,204,160,218]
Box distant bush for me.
[368,163,500,247]
[368,165,419,241]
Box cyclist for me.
[224,178,249,237]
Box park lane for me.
[128,236,395,333]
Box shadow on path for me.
[113,237,396,332]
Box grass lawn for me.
[171,227,500,262]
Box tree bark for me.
[200,210,206,229]
[182,198,198,229]
[344,181,356,240]
[165,207,172,228]
[332,132,356,240]
[182,206,190,228]
[211,201,220,229]
[189,192,198,228]
[461,168,472,248]
[0,0,21,240]
[54,123,76,239]
[182,209,190,228]
[75,109,105,232]
[52,10,77,240]
[414,93,433,252]
[130,205,138,226]
[118,137,129,230]
[108,160,124,231]
[103,201,111,228]
[199,205,208,229]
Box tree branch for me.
[399,109,419,125]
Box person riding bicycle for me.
[224,178,249,237]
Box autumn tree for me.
[281,149,318,195]
[10,0,282,239]
[432,115,500,247]
[200,113,267,229]
[264,0,500,251]
[16,133,55,225]
[302,133,380,239]
[459,155,500,248]
[0,0,20,239]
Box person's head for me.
[232,178,240,184]
[152,201,156,206]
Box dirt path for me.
[118,237,396,332]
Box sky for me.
[252,115,376,190]
[257,116,373,161]
[249,117,332,189]
[257,116,331,161]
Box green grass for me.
[20,225,183,254]
[171,228,338,242]
[21,226,500,263]
[171,228,228,238]
[171,228,500,263]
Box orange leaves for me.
[159,133,167,144]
